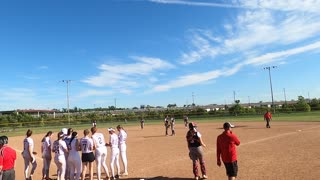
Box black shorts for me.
[224,161,238,177]
[82,152,95,163]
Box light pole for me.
[264,66,277,114]
[62,80,71,125]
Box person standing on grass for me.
[91,127,110,180]
[0,136,17,180]
[217,122,240,180]
[264,110,272,128]
[41,131,53,180]
[117,125,128,176]
[186,122,208,180]
[22,129,37,180]
[80,129,95,180]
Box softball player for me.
[91,127,110,180]
[164,116,169,136]
[41,131,53,180]
[67,131,81,180]
[52,131,68,180]
[106,128,120,179]
[80,129,95,180]
[170,116,175,136]
[186,122,207,180]
[22,129,37,180]
[117,125,128,176]
[64,128,73,180]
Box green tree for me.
[295,96,311,112]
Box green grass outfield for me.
[2,111,320,137]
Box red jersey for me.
[216,130,240,163]
[264,112,272,119]
[0,145,17,170]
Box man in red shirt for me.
[216,122,240,180]
[264,110,272,128]
[0,136,17,180]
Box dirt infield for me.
[8,121,320,180]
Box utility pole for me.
[264,66,277,114]
[114,98,117,109]
[248,96,251,106]
[233,91,236,103]
[192,92,195,106]
[283,88,287,104]
[61,80,71,125]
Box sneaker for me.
[195,176,199,180]
[115,174,120,179]
[121,172,128,176]
[203,175,208,179]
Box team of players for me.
[22,125,128,180]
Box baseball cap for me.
[108,127,115,132]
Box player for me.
[22,129,37,180]
[67,131,82,180]
[140,118,145,129]
[217,122,240,180]
[164,116,170,136]
[186,122,208,180]
[41,131,53,180]
[264,110,272,128]
[170,115,176,136]
[52,131,68,180]
[183,115,189,128]
[80,129,95,180]
[0,136,17,180]
[106,127,120,179]
[91,127,110,180]
[64,128,73,180]
[92,120,97,127]
[117,125,128,176]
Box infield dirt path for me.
[8,121,320,180]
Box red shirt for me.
[264,112,272,119]
[216,130,240,163]
[0,145,17,170]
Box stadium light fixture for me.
[264,66,277,114]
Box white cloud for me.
[150,62,244,92]
[77,89,113,98]
[82,56,175,89]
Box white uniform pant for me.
[95,146,109,179]
[42,153,51,179]
[119,143,128,173]
[55,155,66,180]
[110,147,120,177]
[23,154,37,179]
[68,152,82,180]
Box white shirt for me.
[53,139,67,156]
[80,136,94,153]
[109,133,119,149]
[118,129,127,145]
[92,133,106,148]
[23,137,34,156]
[42,136,51,155]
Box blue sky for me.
[0,0,320,111]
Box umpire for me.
[0,136,17,180]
